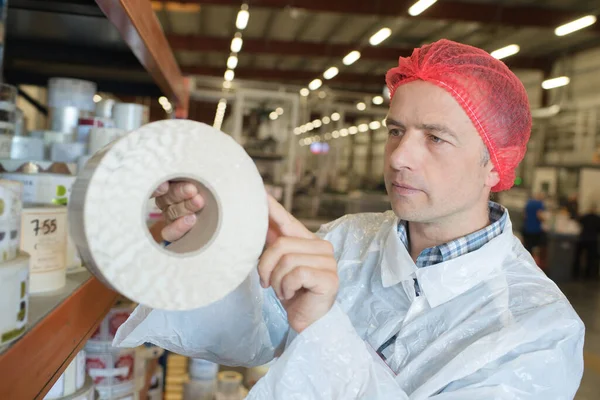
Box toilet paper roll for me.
[85,347,136,397]
[19,205,67,293]
[10,136,45,160]
[51,142,86,163]
[0,134,13,158]
[44,350,87,399]
[0,253,29,346]
[69,119,268,310]
[189,359,219,381]
[88,127,126,154]
[184,379,216,400]
[1,172,75,205]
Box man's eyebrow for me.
[419,123,458,140]
[385,118,404,128]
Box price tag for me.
[20,208,67,274]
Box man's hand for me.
[152,181,205,242]
[259,195,339,333]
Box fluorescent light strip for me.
[343,51,361,65]
[408,0,438,17]
[236,5,250,30]
[542,76,570,90]
[369,28,392,46]
[490,44,520,60]
[555,15,597,36]
[308,79,322,90]
[323,66,339,80]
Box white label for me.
[88,367,130,378]
[20,209,67,273]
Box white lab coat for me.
[114,210,584,399]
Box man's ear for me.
[485,164,500,189]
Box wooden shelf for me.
[0,272,118,399]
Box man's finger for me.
[165,195,205,221]
[161,214,197,242]
[151,182,169,198]
[155,182,198,210]
[280,267,338,300]
[258,237,333,287]
[267,194,314,241]
[269,253,336,300]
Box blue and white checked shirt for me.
[397,201,507,269]
[377,201,507,360]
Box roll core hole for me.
[148,178,221,256]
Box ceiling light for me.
[313,119,322,128]
[269,111,278,120]
[340,129,349,137]
[323,66,339,80]
[300,88,310,96]
[343,50,361,66]
[555,15,597,36]
[349,126,358,135]
[306,122,314,130]
[490,44,520,60]
[318,91,327,99]
[372,95,384,105]
[369,27,392,46]
[224,69,235,81]
[227,55,238,69]
[331,112,341,121]
[356,102,366,111]
[276,107,284,115]
[308,79,322,90]
[369,121,381,130]
[322,116,331,124]
[358,124,369,132]
[542,76,570,90]
[231,34,243,53]
[236,4,250,30]
[93,94,102,103]
[223,81,232,89]
[158,96,169,106]
[408,0,438,17]
[300,126,307,133]
[294,127,302,135]
[332,130,340,138]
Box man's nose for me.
[388,130,423,171]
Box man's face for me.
[383,80,499,224]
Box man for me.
[574,204,600,279]
[115,40,584,398]
[522,192,546,253]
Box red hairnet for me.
[385,39,532,192]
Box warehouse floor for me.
[562,280,600,399]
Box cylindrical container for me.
[0,134,13,158]
[10,137,45,160]
[0,179,23,262]
[86,347,136,397]
[1,172,76,205]
[44,350,87,399]
[184,379,216,400]
[245,362,272,389]
[95,99,115,119]
[14,108,24,136]
[88,302,135,347]
[48,78,97,113]
[58,376,96,400]
[88,127,126,154]
[51,142,86,163]
[189,359,219,381]
[76,116,114,145]
[113,103,148,132]
[30,130,74,159]
[48,106,81,135]
[216,371,243,400]
[19,205,67,293]
[0,253,30,347]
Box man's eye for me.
[388,129,401,137]
[428,134,443,144]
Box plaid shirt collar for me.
[397,201,507,268]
